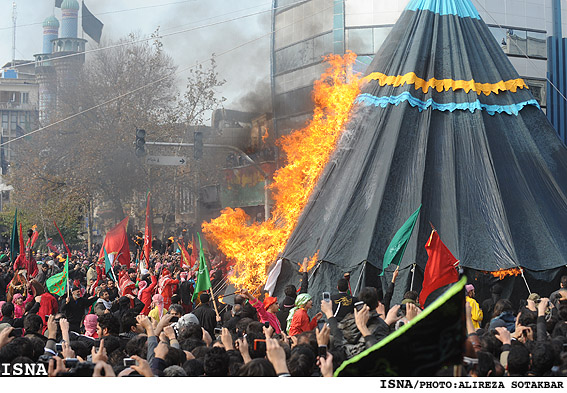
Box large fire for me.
[203,52,361,292]
[483,267,523,280]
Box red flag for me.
[189,234,197,267]
[53,221,71,256]
[98,217,131,267]
[143,193,152,267]
[178,239,194,269]
[46,238,59,254]
[419,230,459,306]
[18,224,25,259]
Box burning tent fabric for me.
[276,0,567,304]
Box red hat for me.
[263,296,278,310]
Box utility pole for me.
[11,2,17,68]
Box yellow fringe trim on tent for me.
[362,72,528,96]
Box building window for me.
[275,32,333,75]
[488,25,546,60]
[346,26,393,56]
[524,78,547,108]
[21,93,29,104]
[527,31,546,58]
[179,187,194,214]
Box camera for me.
[8,328,23,338]
[318,345,327,359]
[214,327,222,335]
[64,358,79,368]
[123,358,137,367]
[264,321,270,329]
[354,301,365,311]
[253,339,266,352]
[322,292,331,302]
[56,343,63,352]
[397,303,406,317]
[170,316,179,323]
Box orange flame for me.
[262,126,269,143]
[483,267,523,280]
[203,53,361,292]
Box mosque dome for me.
[43,15,60,28]
[61,0,80,10]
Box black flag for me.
[81,1,103,43]
[55,0,63,8]
[335,277,466,377]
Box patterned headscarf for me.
[137,280,148,300]
[286,293,312,333]
[152,294,165,319]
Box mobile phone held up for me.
[123,358,137,367]
[322,292,331,302]
[318,345,327,359]
[253,339,266,352]
[9,327,23,338]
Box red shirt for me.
[288,308,318,336]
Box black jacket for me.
[192,302,217,338]
[330,292,358,322]
[60,294,98,333]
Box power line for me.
[0,2,333,148]
[6,0,303,71]
[0,0,200,31]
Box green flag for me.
[191,233,211,302]
[380,204,421,276]
[10,209,18,264]
[335,276,466,376]
[46,255,69,296]
[103,247,116,282]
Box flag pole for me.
[353,261,366,296]
[209,287,220,319]
[410,263,416,291]
[519,268,531,294]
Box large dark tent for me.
[274,0,567,306]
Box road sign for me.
[145,156,187,166]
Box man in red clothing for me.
[13,253,38,279]
[240,289,282,334]
[157,269,179,310]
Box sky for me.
[0,0,273,114]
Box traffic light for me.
[194,131,203,160]
[135,128,146,157]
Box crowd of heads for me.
[1,238,567,377]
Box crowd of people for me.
[1,237,567,378]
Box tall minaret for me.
[50,0,87,115]
[42,15,60,54]
[34,15,60,124]
[60,0,79,39]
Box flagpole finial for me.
[429,221,436,231]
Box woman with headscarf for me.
[12,293,25,319]
[148,293,167,323]
[287,293,323,336]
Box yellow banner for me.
[362,71,528,96]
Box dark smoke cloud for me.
[160,0,272,112]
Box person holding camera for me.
[321,287,402,358]
[330,276,358,322]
